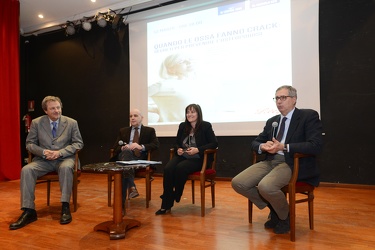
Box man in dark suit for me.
[232,85,323,234]
[111,108,159,205]
[9,96,84,230]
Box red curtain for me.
[0,0,21,181]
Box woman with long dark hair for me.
[156,104,218,215]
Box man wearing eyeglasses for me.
[231,85,323,235]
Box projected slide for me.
[147,0,291,124]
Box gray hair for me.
[276,85,297,98]
[42,96,62,111]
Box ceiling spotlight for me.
[112,14,122,29]
[65,22,76,35]
[97,16,107,28]
[82,21,92,31]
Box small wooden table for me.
[82,162,149,240]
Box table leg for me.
[94,172,141,240]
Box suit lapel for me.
[57,116,67,138]
[139,125,144,142]
[126,127,132,142]
[285,108,300,143]
[41,116,53,139]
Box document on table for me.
[116,160,162,165]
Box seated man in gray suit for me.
[9,96,84,230]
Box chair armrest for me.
[289,153,314,184]
[170,148,218,173]
[203,148,217,154]
[252,150,314,185]
[200,148,218,174]
[252,151,267,164]
[147,150,152,160]
[169,148,175,160]
[27,150,33,163]
[74,149,80,172]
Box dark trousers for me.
[118,149,146,204]
[161,156,202,209]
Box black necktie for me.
[276,117,287,141]
[52,121,57,138]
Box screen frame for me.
[128,0,320,136]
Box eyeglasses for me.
[273,95,294,102]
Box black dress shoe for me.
[60,205,72,224]
[175,193,181,203]
[155,208,171,215]
[273,214,290,234]
[9,209,37,230]
[264,206,279,229]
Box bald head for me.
[130,109,143,127]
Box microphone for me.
[271,122,278,139]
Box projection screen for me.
[128,0,320,136]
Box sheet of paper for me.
[116,160,162,165]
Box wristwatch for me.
[283,144,288,152]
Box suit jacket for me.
[251,108,323,186]
[26,115,84,160]
[173,121,218,159]
[111,125,160,160]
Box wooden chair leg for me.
[145,171,151,208]
[248,199,253,223]
[308,191,314,229]
[73,174,78,212]
[200,178,205,217]
[289,192,296,242]
[47,181,51,206]
[211,180,215,208]
[191,180,195,204]
[107,174,113,207]
[149,176,153,201]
